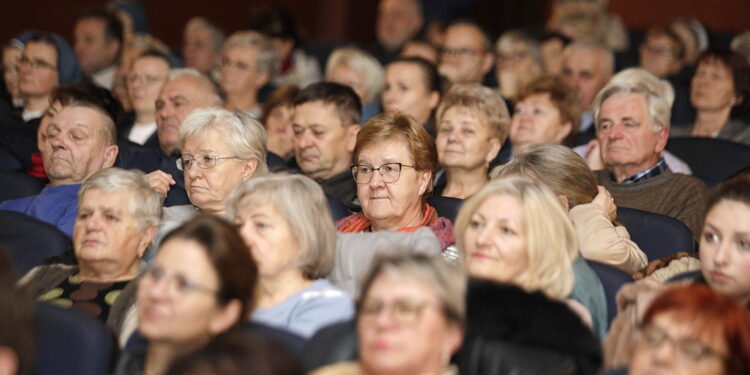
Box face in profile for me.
[510,93,572,152]
[461,194,528,283]
[358,271,462,375]
[699,199,750,303]
[436,106,500,170]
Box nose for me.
[49,133,66,149]
[368,168,386,189]
[146,273,172,300]
[475,225,493,248]
[607,123,624,140]
[372,305,398,329]
[184,161,202,180]
[158,103,174,122]
[296,131,315,150]
[83,213,103,232]
[712,239,731,267]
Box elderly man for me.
[220,31,278,117]
[291,82,361,211]
[182,17,225,77]
[73,10,123,90]
[592,81,708,237]
[438,20,495,85]
[561,42,614,145]
[372,0,424,64]
[0,92,119,236]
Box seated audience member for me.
[493,144,647,273]
[182,17,225,78]
[113,215,256,375]
[129,68,222,206]
[220,31,278,118]
[311,253,465,375]
[247,6,322,87]
[578,67,693,175]
[382,57,441,135]
[0,88,119,236]
[539,32,571,76]
[167,330,305,375]
[495,30,545,102]
[603,173,750,369]
[17,168,159,340]
[325,47,384,122]
[226,174,353,339]
[435,83,509,198]
[291,82,362,211]
[455,176,608,337]
[399,37,439,64]
[438,19,494,86]
[371,0,424,64]
[337,112,457,254]
[0,250,34,375]
[260,85,299,163]
[111,34,171,113]
[121,50,171,147]
[639,26,686,79]
[73,10,123,90]
[546,0,629,52]
[590,79,708,237]
[160,107,266,226]
[671,48,750,146]
[509,75,580,152]
[628,284,750,375]
[2,36,24,110]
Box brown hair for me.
[354,111,438,199]
[436,83,510,141]
[516,75,581,144]
[260,85,300,126]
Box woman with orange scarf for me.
[336,111,456,253]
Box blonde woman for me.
[325,46,385,121]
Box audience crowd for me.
[1,0,750,374]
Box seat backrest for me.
[301,319,358,372]
[585,260,634,327]
[0,170,44,202]
[0,211,72,278]
[617,207,695,260]
[33,302,113,375]
[326,194,349,221]
[428,195,463,223]
[665,137,750,187]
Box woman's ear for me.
[556,121,573,144]
[417,170,432,196]
[209,299,243,335]
[558,195,570,211]
[485,137,502,164]
[242,159,260,179]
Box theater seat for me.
[33,302,113,375]
[617,207,695,260]
[0,211,72,278]
[326,195,349,221]
[0,170,45,202]
[428,195,463,223]
[666,137,750,187]
[302,319,357,371]
[585,260,634,327]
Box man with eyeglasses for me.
[438,20,495,85]
[120,50,171,147]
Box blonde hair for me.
[491,144,598,208]
[436,83,510,142]
[222,31,279,76]
[225,174,335,279]
[454,176,577,299]
[325,46,385,102]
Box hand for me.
[585,139,605,171]
[592,185,617,221]
[146,170,175,198]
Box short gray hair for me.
[495,30,545,74]
[225,174,335,279]
[178,107,268,174]
[78,168,162,228]
[222,31,279,76]
[167,68,224,107]
[184,17,225,53]
[325,46,385,102]
[609,67,675,107]
[593,80,672,132]
[563,41,614,78]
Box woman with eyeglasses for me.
[336,111,457,254]
[312,252,466,375]
[629,284,750,375]
[494,30,545,102]
[225,174,354,339]
[219,31,277,118]
[114,215,257,375]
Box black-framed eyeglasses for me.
[142,266,218,297]
[351,163,415,184]
[440,47,484,58]
[176,154,241,171]
[19,56,56,71]
[359,298,434,323]
[637,324,726,363]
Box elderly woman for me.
[336,112,456,252]
[325,47,385,122]
[220,31,278,117]
[381,57,441,134]
[629,285,750,375]
[260,85,299,162]
[455,176,608,337]
[671,48,750,146]
[495,30,545,102]
[114,215,256,375]
[509,75,580,152]
[312,253,466,375]
[603,173,750,369]
[494,144,647,273]
[162,107,266,222]
[435,83,510,199]
[226,174,354,339]
[18,168,160,341]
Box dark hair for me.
[135,48,173,68]
[25,32,82,85]
[294,82,361,126]
[51,83,124,143]
[706,171,750,215]
[166,329,304,375]
[0,248,35,375]
[247,6,301,48]
[539,31,572,47]
[388,56,441,94]
[77,9,124,47]
[644,25,686,59]
[260,85,300,126]
[517,75,581,144]
[643,284,750,375]
[695,48,750,113]
[161,215,258,324]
